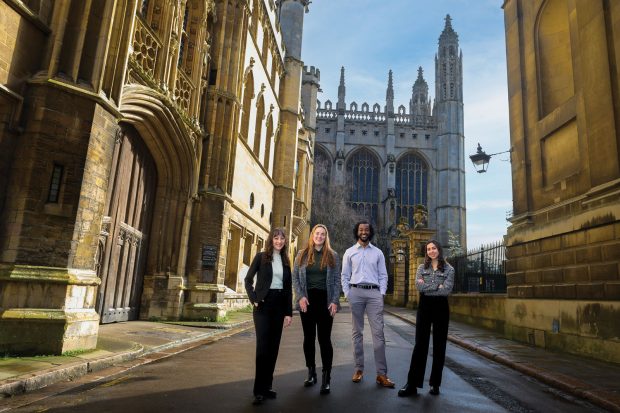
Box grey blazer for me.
[292,250,341,312]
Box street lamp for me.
[469,143,512,173]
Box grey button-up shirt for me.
[341,242,388,296]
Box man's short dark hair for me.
[353,220,375,241]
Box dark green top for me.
[306,249,327,290]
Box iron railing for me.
[448,240,506,293]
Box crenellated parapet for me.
[316,100,436,128]
[302,65,320,85]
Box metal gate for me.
[448,241,507,294]
[96,127,157,323]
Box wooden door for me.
[96,128,156,323]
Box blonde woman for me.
[293,224,341,395]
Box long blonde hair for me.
[297,224,336,269]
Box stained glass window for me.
[346,148,379,224]
[396,153,428,227]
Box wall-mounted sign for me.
[201,245,218,269]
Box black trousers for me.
[406,294,450,388]
[299,288,334,371]
[253,289,286,396]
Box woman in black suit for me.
[244,227,293,405]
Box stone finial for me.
[337,66,346,110]
[444,14,453,32]
[440,13,458,41]
[386,70,394,114]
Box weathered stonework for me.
[502,0,620,361]
[0,0,317,353]
[0,264,100,355]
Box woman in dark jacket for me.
[398,239,454,397]
[244,227,293,405]
[292,224,341,395]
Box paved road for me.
[6,309,606,412]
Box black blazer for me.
[244,252,293,317]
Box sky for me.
[301,0,512,249]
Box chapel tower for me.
[434,14,466,246]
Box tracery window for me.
[346,148,379,224]
[264,113,273,171]
[253,96,265,157]
[240,71,254,141]
[140,0,149,19]
[395,153,428,227]
[178,4,190,67]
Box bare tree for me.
[447,230,464,259]
[311,160,364,255]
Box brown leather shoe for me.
[352,370,363,383]
[376,374,395,388]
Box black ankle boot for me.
[304,367,317,387]
[320,369,331,394]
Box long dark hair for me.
[423,239,446,272]
[353,220,375,241]
[263,227,290,267]
[297,224,336,269]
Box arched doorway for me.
[96,126,157,323]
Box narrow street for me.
[6,308,606,413]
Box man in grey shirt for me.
[341,220,395,388]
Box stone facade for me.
[503,0,620,361]
[313,15,466,250]
[0,0,317,355]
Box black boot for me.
[304,367,317,387]
[320,369,331,394]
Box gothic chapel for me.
[314,15,466,248]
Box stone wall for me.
[449,294,620,363]
[502,0,620,359]
[507,221,620,300]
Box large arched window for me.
[240,71,254,141]
[253,95,264,156]
[346,148,379,224]
[264,113,273,171]
[396,153,428,227]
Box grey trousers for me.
[348,287,388,376]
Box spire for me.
[440,13,458,42]
[386,70,394,115]
[337,66,346,111]
[413,66,427,87]
[411,66,430,117]
[436,14,462,103]
[444,14,453,32]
